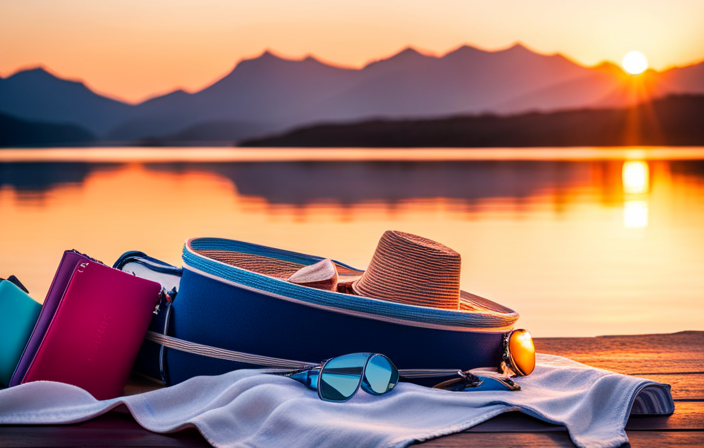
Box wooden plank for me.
[1,401,700,447]
[465,402,704,433]
[626,432,704,448]
[627,402,704,430]
[534,332,704,375]
[419,431,704,447]
[0,413,210,448]
[535,332,704,401]
[631,374,704,402]
[419,431,577,447]
[471,402,704,433]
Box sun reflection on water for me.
[623,161,650,228]
[624,200,648,228]
[623,161,649,194]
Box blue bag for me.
[119,237,520,387]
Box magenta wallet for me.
[10,250,161,400]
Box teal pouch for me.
[0,278,42,387]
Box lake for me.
[1,147,703,337]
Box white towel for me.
[0,354,673,448]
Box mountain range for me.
[1,44,703,146]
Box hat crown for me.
[353,230,461,310]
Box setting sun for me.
[622,51,649,75]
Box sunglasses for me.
[277,329,535,402]
[282,352,400,402]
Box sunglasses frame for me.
[432,369,521,391]
[500,329,535,377]
[278,330,533,401]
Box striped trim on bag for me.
[146,331,463,379]
[146,331,677,413]
[182,237,519,331]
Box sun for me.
[622,51,648,75]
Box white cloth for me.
[0,354,673,448]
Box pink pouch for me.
[10,251,161,400]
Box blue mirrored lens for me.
[319,353,369,401]
[362,354,398,395]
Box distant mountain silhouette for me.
[0,68,133,135]
[0,111,96,147]
[240,94,704,147]
[110,45,602,140]
[135,121,276,146]
[106,51,358,141]
[493,63,664,113]
[2,47,704,144]
[299,45,594,122]
[658,60,704,94]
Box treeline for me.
[240,95,704,147]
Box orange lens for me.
[509,329,535,376]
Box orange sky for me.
[2,0,704,104]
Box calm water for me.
[1,148,703,337]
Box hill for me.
[0,68,134,135]
[239,94,704,147]
[0,112,96,147]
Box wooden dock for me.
[1,331,702,447]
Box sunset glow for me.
[622,51,649,75]
[2,0,703,102]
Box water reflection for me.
[622,161,650,228]
[141,161,597,206]
[622,161,649,194]
[1,152,704,337]
[0,162,118,192]
[624,200,648,228]
[0,160,671,205]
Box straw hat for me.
[351,230,462,310]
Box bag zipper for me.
[68,249,106,266]
[70,249,170,315]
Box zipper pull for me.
[153,287,176,315]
